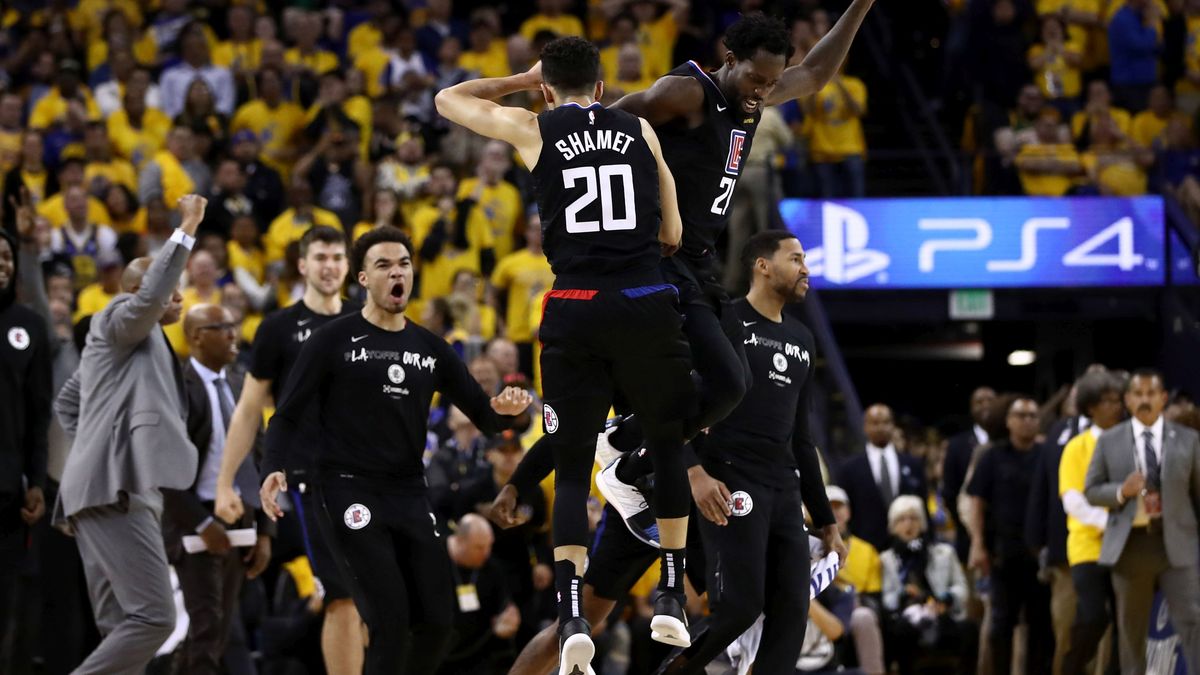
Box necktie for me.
[215,374,262,509]
[878,452,896,505]
[1143,429,1160,491]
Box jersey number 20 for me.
[562,165,636,233]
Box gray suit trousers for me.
[71,491,176,675]
[1111,527,1200,674]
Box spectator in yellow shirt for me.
[231,66,306,175]
[1,132,54,237]
[1080,113,1153,195]
[1016,107,1084,196]
[285,11,339,77]
[211,5,261,74]
[353,188,412,245]
[264,182,344,263]
[1028,16,1085,115]
[413,191,495,301]
[806,72,869,197]
[599,14,639,84]
[519,0,585,42]
[459,16,511,79]
[103,184,146,236]
[490,213,554,373]
[605,44,657,100]
[37,158,112,229]
[28,60,101,130]
[107,70,172,167]
[630,0,685,78]
[72,250,124,323]
[1131,84,1188,148]
[137,125,202,214]
[0,93,24,173]
[456,141,524,258]
[1057,370,1126,675]
[164,249,224,356]
[83,121,137,194]
[377,135,432,225]
[1071,80,1132,141]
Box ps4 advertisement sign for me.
[779,197,1167,289]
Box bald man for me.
[54,195,208,674]
[162,303,273,675]
[444,514,521,670]
[835,404,928,550]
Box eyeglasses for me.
[197,322,238,333]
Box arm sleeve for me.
[53,370,81,439]
[98,233,192,348]
[23,322,51,489]
[1062,490,1108,529]
[262,328,330,477]
[794,375,834,528]
[17,246,51,331]
[435,338,514,436]
[509,436,554,497]
[1084,436,1123,508]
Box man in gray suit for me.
[53,195,208,675]
[1086,368,1200,674]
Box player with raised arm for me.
[436,37,697,675]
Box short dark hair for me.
[724,13,792,61]
[1128,368,1166,391]
[741,229,798,272]
[351,225,413,274]
[298,225,347,258]
[1075,371,1123,417]
[540,36,600,94]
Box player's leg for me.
[656,472,770,674]
[397,494,456,675]
[752,486,812,672]
[316,483,410,675]
[293,485,365,675]
[508,587,622,675]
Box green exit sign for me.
[949,289,994,320]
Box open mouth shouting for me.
[742,98,761,114]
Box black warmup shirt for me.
[699,299,834,528]
[656,61,760,267]
[531,102,663,287]
[250,299,359,474]
[0,302,50,502]
[967,440,1044,559]
[264,313,515,489]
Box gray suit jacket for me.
[1084,419,1200,568]
[53,236,199,520]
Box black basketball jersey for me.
[532,102,662,284]
[656,61,761,267]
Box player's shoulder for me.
[258,302,303,333]
[784,312,815,344]
[2,304,47,339]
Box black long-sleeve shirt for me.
[0,289,51,500]
[264,313,515,490]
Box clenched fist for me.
[178,194,208,234]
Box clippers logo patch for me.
[725,129,747,175]
[729,491,754,517]
[387,364,405,384]
[7,327,29,350]
[773,353,788,372]
[543,404,559,434]
[343,503,372,530]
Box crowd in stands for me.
[2,1,1199,674]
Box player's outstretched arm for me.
[611,75,703,127]
[214,374,273,523]
[639,118,682,253]
[435,66,544,165]
[764,0,876,105]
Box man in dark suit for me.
[942,386,995,562]
[837,404,927,551]
[163,303,273,675]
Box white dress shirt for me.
[866,443,901,498]
[1131,415,1165,472]
[190,358,237,501]
[973,424,989,447]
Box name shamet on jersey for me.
[554,129,637,160]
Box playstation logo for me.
[806,202,890,284]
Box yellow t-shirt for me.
[29,88,102,129]
[519,13,585,41]
[838,535,882,594]
[1131,110,1186,148]
[85,158,139,192]
[231,100,306,173]
[490,249,554,343]
[1029,43,1084,99]
[227,241,265,283]
[807,77,868,162]
[347,21,382,61]
[86,32,159,72]
[304,97,373,160]
[410,204,494,300]
[1180,16,1200,94]
[73,282,115,323]
[152,150,196,208]
[459,40,511,79]
[0,129,22,172]
[163,286,222,356]
[456,178,523,259]
[212,39,262,70]
[18,170,48,205]
[636,11,677,78]
[264,207,344,263]
[1082,149,1148,195]
[1017,143,1081,196]
[107,107,172,167]
[1071,106,1133,140]
[1059,427,1104,565]
[353,48,393,98]
[285,48,340,75]
[110,208,147,235]
[38,195,112,228]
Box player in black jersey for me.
[257,226,532,675]
[436,37,696,675]
[490,231,846,675]
[212,226,366,675]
